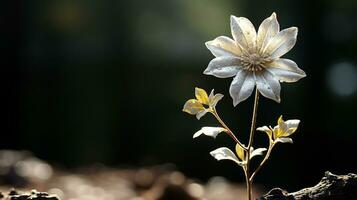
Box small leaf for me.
[195,87,209,105]
[182,99,205,115]
[273,117,300,139]
[275,137,293,144]
[193,127,227,139]
[210,147,242,165]
[196,109,209,120]
[257,126,272,139]
[281,119,300,137]
[208,89,215,100]
[250,147,267,159]
[208,89,224,108]
[278,115,284,126]
[235,143,245,161]
[273,125,282,139]
[276,115,288,137]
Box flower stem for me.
[212,109,246,150]
[244,167,252,200]
[246,88,260,200]
[250,142,274,182]
[247,89,260,150]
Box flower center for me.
[242,53,268,72]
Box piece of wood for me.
[0,189,59,200]
[259,171,357,200]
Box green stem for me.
[246,89,260,200]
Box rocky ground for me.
[0,150,264,200]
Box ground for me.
[0,150,264,200]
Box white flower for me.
[204,13,306,106]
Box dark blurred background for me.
[2,0,357,192]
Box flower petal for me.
[250,147,267,159]
[264,27,298,59]
[266,59,306,82]
[210,147,242,165]
[193,127,227,139]
[205,36,243,57]
[275,137,293,144]
[195,87,209,105]
[204,57,242,78]
[257,12,279,52]
[183,99,205,115]
[229,71,255,106]
[255,71,281,103]
[230,16,257,51]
